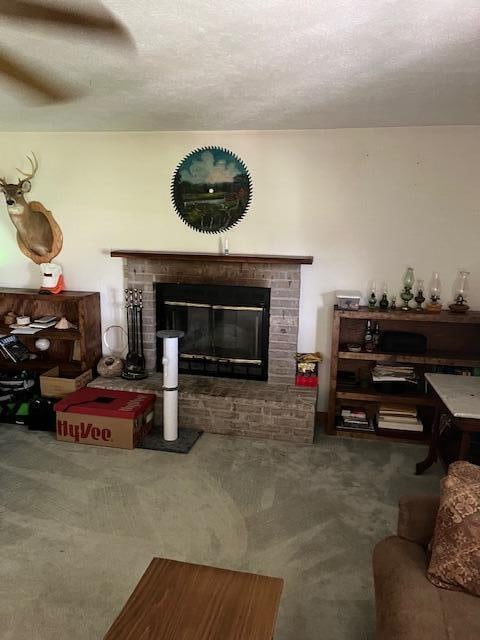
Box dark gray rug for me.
[138,426,203,453]
[0,426,442,640]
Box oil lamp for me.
[400,267,415,311]
[425,272,442,313]
[449,271,470,313]
[368,280,377,310]
[379,281,389,310]
[414,279,425,312]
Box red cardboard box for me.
[54,388,156,449]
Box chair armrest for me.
[397,495,440,546]
[373,536,448,640]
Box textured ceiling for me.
[0,0,479,131]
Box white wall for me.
[1,127,479,408]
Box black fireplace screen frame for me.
[155,282,270,380]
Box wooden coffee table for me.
[104,558,284,640]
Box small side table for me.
[104,557,283,640]
[416,373,480,475]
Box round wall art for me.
[171,146,252,233]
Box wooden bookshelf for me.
[336,387,435,406]
[0,288,101,374]
[328,306,480,442]
[338,349,480,367]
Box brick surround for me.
[94,253,317,443]
[123,257,301,384]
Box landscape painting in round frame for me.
[171,147,252,233]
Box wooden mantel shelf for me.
[111,250,313,265]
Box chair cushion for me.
[427,461,480,596]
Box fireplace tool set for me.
[122,288,147,380]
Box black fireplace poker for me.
[122,288,147,380]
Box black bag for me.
[28,397,57,431]
[0,372,36,423]
[379,331,427,355]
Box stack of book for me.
[338,407,374,432]
[372,364,417,384]
[371,364,419,393]
[377,404,423,432]
[30,316,58,329]
[9,315,58,335]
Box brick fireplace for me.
[90,251,317,443]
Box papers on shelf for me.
[7,316,58,334]
[372,364,418,384]
[11,327,42,335]
[30,321,57,328]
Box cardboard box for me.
[40,367,93,398]
[54,388,156,449]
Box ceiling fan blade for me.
[0,48,75,103]
[0,1,132,44]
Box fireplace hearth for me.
[155,283,270,380]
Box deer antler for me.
[16,152,38,181]
[0,176,7,187]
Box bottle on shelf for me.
[368,281,377,310]
[373,321,381,350]
[364,320,374,352]
[379,281,389,310]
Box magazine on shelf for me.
[378,403,417,417]
[337,421,375,432]
[33,315,57,324]
[29,321,57,329]
[377,418,423,432]
[380,414,420,424]
[11,327,42,335]
[339,406,374,431]
[0,335,32,363]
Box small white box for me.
[335,290,362,310]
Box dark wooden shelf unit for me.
[338,349,480,367]
[336,387,436,406]
[328,306,480,442]
[0,324,81,341]
[0,288,101,374]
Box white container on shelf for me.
[335,290,362,310]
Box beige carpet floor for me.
[0,425,441,640]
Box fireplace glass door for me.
[156,284,270,380]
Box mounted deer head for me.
[0,153,62,264]
[1,153,37,211]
